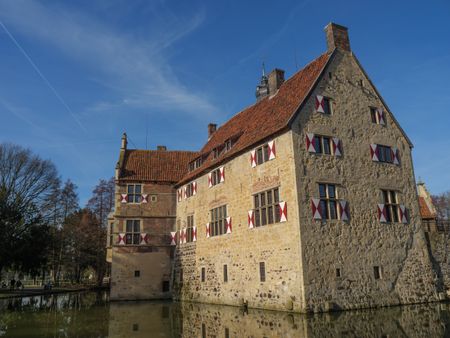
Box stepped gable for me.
[178,52,332,186]
[120,149,199,183]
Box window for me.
[377,145,393,163]
[223,264,228,283]
[255,143,270,165]
[150,195,157,202]
[225,328,230,338]
[253,188,280,227]
[179,268,183,283]
[259,262,266,282]
[127,184,142,203]
[189,157,203,172]
[185,182,195,198]
[336,268,341,278]
[125,220,140,245]
[225,139,233,152]
[134,270,140,277]
[186,215,194,242]
[201,324,206,338]
[162,281,170,292]
[373,266,382,280]
[210,168,222,186]
[322,97,332,115]
[382,190,399,223]
[313,135,332,155]
[210,205,227,237]
[370,107,378,124]
[319,184,338,220]
[132,324,139,331]
[201,267,206,282]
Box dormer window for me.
[188,157,203,172]
[213,148,220,159]
[224,139,233,152]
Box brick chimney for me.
[208,123,217,139]
[157,145,167,151]
[324,23,350,52]
[268,69,285,95]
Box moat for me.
[1,291,450,337]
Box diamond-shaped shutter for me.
[193,182,197,195]
[370,144,379,162]
[339,200,349,221]
[208,173,212,188]
[377,108,386,125]
[121,194,128,203]
[248,210,255,228]
[399,205,408,224]
[306,133,316,153]
[378,204,387,223]
[141,194,148,203]
[206,223,210,238]
[170,232,177,246]
[268,140,276,160]
[192,226,197,242]
[177,189,182,202]
[392,147,400,165]
[332,138,342,156]
[279,202,287,222]
[250,150,257,167]
[226,217,232,234]
[311,198,322,220]
[219,167,225,183]
[183,186,187,199]
[140,233,149,245]
[315,95,325,113]
[117,233,126,245]
[181,228,186,244]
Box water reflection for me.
[1,292,450,337]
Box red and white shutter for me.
[140,233,149,245]
[206,223,210,238]
[279,201,287,222]
[391,147,400,165]
[399,205,408,224]
[311,198,322,220]
[193,182,197,196]
[117,233,126,245]
[377,108,386,125]
[378,204,387,223]
[183,186,187,199]
[248,210,255,228]
[141,194,148,203]
[192,226,197,242]
[208,173,213,188]
[181,228,186,244]
[219,167,225,183]
[268,140,276,160]
[177,189,182,202]
[170,231,177,246]
[339,200,349,221]
[370,144,379,162]
[332,138,342,156]
[306,133,316,153]
[250,150,257,167]
[121,194,128,203]
[315,95,325,113]
[226,217,232,234]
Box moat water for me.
[1,291,450,337]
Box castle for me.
[107,23,445,312]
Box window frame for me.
[125,219,141,245]
[259,262,266,282]
[313,134,335,155]
[210,168,222,187]
[322,96,332,115]
[318,183,339,220]
[253,188,280,227]
[210,205,227,237]
[201,267,206,282]
[186,214,194,243]
[185,182,195,198]
[255,143,270,165]
[127,184,142,203]
[382,189,400,223]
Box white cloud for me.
[0,0,218,120]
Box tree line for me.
[0,143,114,286]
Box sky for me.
[0,0,449,205]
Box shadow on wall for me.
[108,300,450,338]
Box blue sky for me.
[0,0,449,205]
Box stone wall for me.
[291,49,438,311]
[426,230,450,293]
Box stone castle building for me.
[108,23,443,312]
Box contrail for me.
[0,19,87,132]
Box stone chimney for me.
[121,132,127,150]
[208,123,217,139]
[324,23,350,53]
[157,145,167,151]
[268,69,285,95]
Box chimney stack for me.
[324,23,350,53]
[157,145,167,151]
[121,132,127,150]
[268,69,285,95]
[208,123,217,139]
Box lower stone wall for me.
[110,246,173,300]
[425,230,450,294]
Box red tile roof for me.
[419,197,436,220]
[177,52,333,186]
[119,149,199,183]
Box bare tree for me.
[432,191,450,221]
[87,177,114,226]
